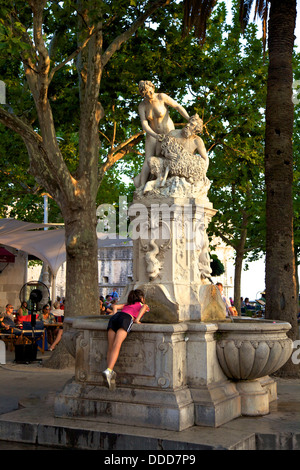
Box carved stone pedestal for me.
[124,195,222,323]
[235,380,269,416]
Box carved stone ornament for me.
[140,220,171,281]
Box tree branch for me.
[100,132,144,175]
[0,107,74,202]
[101,0,171,67]
[48,25,97,84]
[9,10,38,73]
[0,106,42,145]
[28,0,50,103]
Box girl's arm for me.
[134,304,149,324]
[111,303,125,315]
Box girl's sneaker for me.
[102,369,117,390]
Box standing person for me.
[109,288,119,300]
[102,289,149,390]
[216,283,234,317]
[53,296,61,309]
[135,80,190,189]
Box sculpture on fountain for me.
[143,114,211,199]
[135,80,210,200]
[134,80,190,189]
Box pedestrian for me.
[216,283,234,317]
[102,289,149,390]
[53,296,61,309]
[109,288,119,300]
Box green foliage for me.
[210,254,225,277]
[197,3,268,261]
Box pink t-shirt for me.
[122,302,144,319]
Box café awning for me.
[0,218,122,276]
[0,247,16,263]
[0,219,65,276]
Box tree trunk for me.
[265,0,299,376]
[233,211,248,314]
[233,249,243,315]
[63,197,99,317]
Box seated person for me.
[99,298,106,315]
[105,298,118,315]
[0,304,22,335]
[37,304,56,324]
[53,296,61,309]
[17,301,29,316]
[38,304,57,346]
[16,301,31,325]
[104,295,113,314]
[49,328,63,352]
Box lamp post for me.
[42,194,50,288]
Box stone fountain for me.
[55,88,293,431]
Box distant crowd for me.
[99,289,120,315]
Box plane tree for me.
[0,0,170,318]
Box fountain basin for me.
[216,318,293,381]
[215,318,293,417]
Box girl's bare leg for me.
[107,328,128,371]
[106,328,116,367]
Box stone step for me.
[0,403,255,450]
[0,399,299,450]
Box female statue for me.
[134,80,190,188]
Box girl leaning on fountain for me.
[102,289,149,390]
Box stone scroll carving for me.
[140,220,172,281]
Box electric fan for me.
[19,281,50,326]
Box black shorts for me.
[107,312,133,333]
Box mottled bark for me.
[265,0,299,375]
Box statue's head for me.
[188,114,203,133]
[182,114,203,138]
[139,80,155,98]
